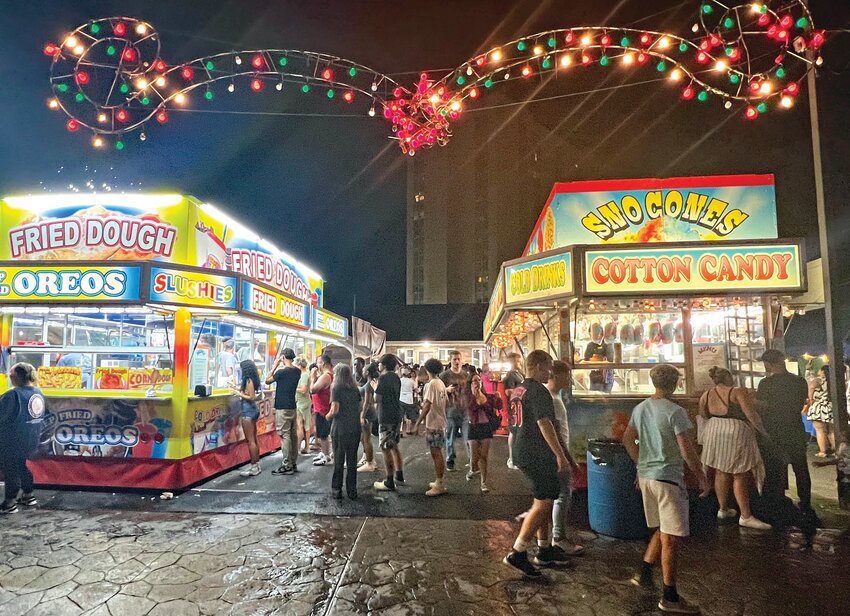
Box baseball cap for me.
[759,349,785,364]
[282,348,296,360]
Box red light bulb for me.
[745,106,758,120]
[113,22,126,36]
[565,32,575,44]
[469,87,479,99]
[709,35,721,47]
[342,90,354,103]
[780,15,793,29]
[181,67,194,80]
[581,53,592,65]
[43,43,59,56]
[767,25,778,38]
[252,54,264,69]
[392,87,402,98]
[321,68,333,80]
[785,82,800,95]
[521,65,533,77]
[122,48,136,62]
[475,55,485,67]
[75,71,90,84]
[66,119,78,131]
[601,34,611,46]
[696,51,709,64]
[728,48,740,61]
[700,39,710,51]
[116,109,129,122]
[154,59,167,72]
[758,14,770,27]
[682,86,695,101]
[640,33,651,46]
[250,78,263,91]
[811,31,825,48]
[749,80,761,92]
[778,30,788,41]
[637,53,648,64]
[156,111,168,123]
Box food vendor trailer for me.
[0,193,351,489]
[485,175,809,481]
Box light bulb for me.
[174,93,186,104]
[669,68,682,81]
[658,37,671,49]
[155,77,166,87]
[692,23,699,33]
[139,131,146,141]
[560,54,572,67]
[65,36,77,47]
[623,52,635,65]
[580,34,592,47]
[750,3,761,13]
[276,82,283,91]
[136,78,148,90]
[781,95,794,108]
[371,82,378,92]
[533,45,544,56]
[491,49,502,62]
[714,60,728,72]
[235,55,242,65]
[368,106,376,117]
[760,81,773,95]
[724,100,733,109]
[136,23,148,34]
[97,112,107,122]
[466,66,473,76]
[73,44,85,55]
[227,83,235,92]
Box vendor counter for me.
[29,392,280,490]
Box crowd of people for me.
[0,344,845,614]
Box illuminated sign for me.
[584,242,804,295]
[149,267,237,309]
[241,280,310,329]
[525,175,778,254]
[483,269,505,340]
[505,251,573,307]
[0,265,142,302]
[313,308,348,338]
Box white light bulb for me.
[781,95,794,108]
[560,54,572,67]
[491,49,502,62]
[234,55,242,65]
[65,36,77,48]
[97,113,107,122]
[659,37,671,49]
[136,23,148,35]
[73,44,85,55]
[275,82,283,91]
[670,68,682,81]
[714,60,728,72]
[139,132,146,141]
[136,78,148,89]
[692,23,700,33]
[760,81,772,95]
[750,3,762,13]
[533,45,544,56]
[174,93,186,104]
[227,83,235,92]
[368,106,376,117]
[724,100,733,109]
[466,66,473,76]
[623,52,635,65]
[155,77,166,87]
[580,35,592,47]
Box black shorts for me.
[520,460,560,501]
[314,412,331,439]
[400,401,418,421]
[467,423,493,441]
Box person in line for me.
[217,338,239,388]
[502,352,524,470]
[503,350,572,578]
[357,362,381,473]
[622,364,709,615]
[267,348,302,475]
[327,364,363,500]
[466,370,501,493]
[0,363,46,514]
[354,356,366,387]
[806,365,835,458]
[756,349,813,514]
[231,359,263,477]
[374,354,405,491]
[480,363,497,395]
[415,358,449,496]
[294,357,313,455]
[400,367,418,436]
[440,351,470,472]
[547,361,585,555]
[698,366,771,530]
[310,354,334,466]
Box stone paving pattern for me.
[1,509,848,616]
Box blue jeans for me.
[445,412,469,465]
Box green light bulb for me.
[702,4,713,15]
[57,83,69,93]
[279,57,288,67]
[90,23,101,34]
[106,45,116,56]
[656,61,666,72]
[205,60,215,71]
[542,57,553,69]
[75,93,85,103]
[204,90,214,100]
[599,55,609,67]
[776,67,786,78]
[548,37,557,49]
[796,17,808,29]
[517,41,527,52]
[725,47,734,57]
[349,66,357,77]
[141,96,150,105]
[757,102,767,113]
[484,78,493,88]
[621,36,631,47]
[115,140,125,151]
[120,83,130,93]
[301,84,310,93]
[723,17,734,29]
[697,91,708,102]
[759,4,768,13]
[456,75,465,86]
[326,89,334,99]
[679,42,689,53]
[729,74,740,84]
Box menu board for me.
[37,366,82,390]
[95,367,129,390]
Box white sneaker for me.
[313,453,324,462]
[356,456,367,468]
[739,516,772,531]
[426,483,446,497]
[313,454,328,466]
[507,458,518,470]
[717,508,738,520]
[239,465,261,477]
[357,461,377,473]
[480,481,490,493]
[466,470,480,481]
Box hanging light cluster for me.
[45,1,822,152]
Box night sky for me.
[1,1,848,335]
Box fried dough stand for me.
[0,193,350,489]
[485,175,809,487]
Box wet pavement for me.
[1,507,848,616]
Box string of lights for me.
[44,1,825,153]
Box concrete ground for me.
[1,434,848,615]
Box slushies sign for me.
[149,267,238,309]
[584,243,804,295]
[505,251,573,307]
[0,265,142,302]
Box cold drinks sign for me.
[584,242,804,295]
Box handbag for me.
[486,394,503,432]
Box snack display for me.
[37,366,82,389]
[95,367,129,390]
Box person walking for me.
[502,352,524,470]
[547,361,585,555]
[231,359,263,477]
[503,350,572,578]
[756,349,813,515]
[327,364,363,500]
[310,354,334,466]
[441,350,469,472]
[699,366,771,530]
[357,362,380,473]
[400,368,418,435]
[622,364,710,614]
[294,358,312,455]
[374,354,405,491]
[267,348,302,475]
[0,363,46,514]
[806,365,835,458]
[466,370,501,493]
[414,358,449,496]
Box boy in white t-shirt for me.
[414,358,448,496]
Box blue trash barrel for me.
[586,439,649,539]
